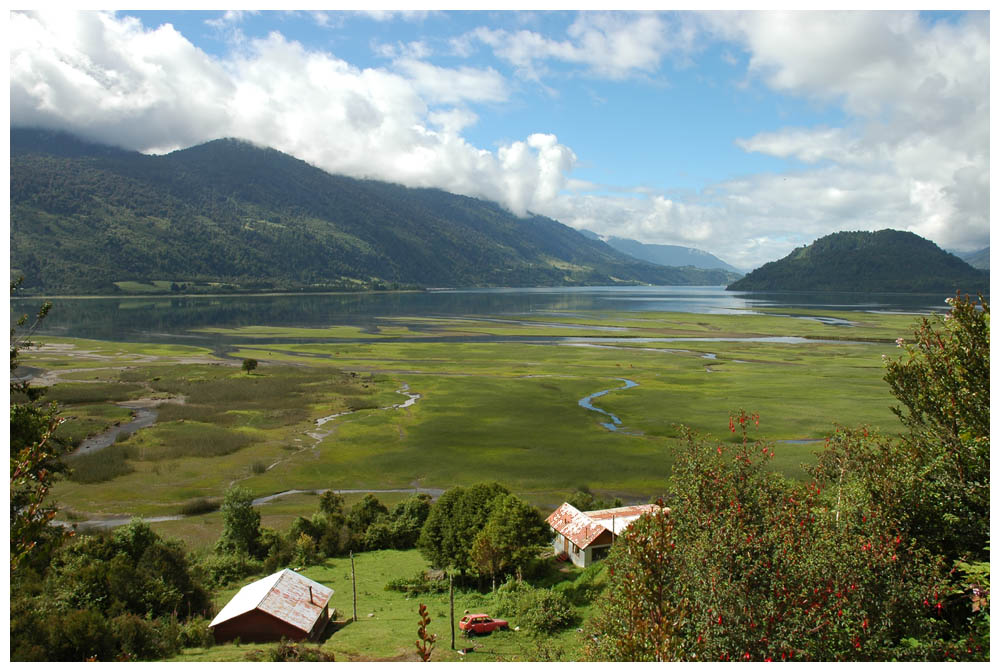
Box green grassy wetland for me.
[27,308,912,524]
[21,307,918,661]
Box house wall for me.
[553,533,614,568]
[213,610,309,644]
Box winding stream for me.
[73,404,160,456]
[61,383,424,530]
[578,378,639,432]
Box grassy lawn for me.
[169,549,596,662]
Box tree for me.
[348,493,389,534]
[471,494,551,587]
[216,486,263,557]
[588,295,991,662]
[588,413,943,661]
[881,293,989,563]
[418,482,509,575]
[241,358,258,375]
[10,278,69,574]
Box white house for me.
[546,502,664,568]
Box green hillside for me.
[10,128,739,295]
[727,229,988,294]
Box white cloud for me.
[205,10,257,29]
[8,10,990,270]
[699,10,990,257]
[10,10,568,219]
[465,12,697,82]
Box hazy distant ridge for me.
[580,230,742,273]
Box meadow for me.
[16,307,925,661]
[169,548,602,662]
[28,307,913,530]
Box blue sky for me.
[9,8,991,269]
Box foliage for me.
[491,579,574,634]
[11,520,212,661]
[46,519,211,618]
[418,482,509,574]
[241,357,258,374]
[348,493,389,534]
[10,279,70,574]
[588,411,954,661]
[728,230,988,293]
[588,294,990,661]
[880,293,989,562]
[199,551,265,588]
[567,487,623,512]
[243,638,335,662]
[384,569,449,597]
[319,490,345,515]
[11,127,735,295]
[215,485,263,558]
[471,493,552,585]
[416,603,437,662]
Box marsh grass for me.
[178,497,221,516]
[44,309,911,525]
[42,382,146,404]
[132,422,259,460]
[66,444,135,483]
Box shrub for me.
[178,617,215,649]
[110,613,173,661]
[490,579,573,634]
[199,553,264,588]
[47,608,117,662]
[243,638,335,662]
[178,497,221,516]
[384,570,448,597]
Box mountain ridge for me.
[579,230,742,273]
[726,229,988,294]
[10,128,741,295]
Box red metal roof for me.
[547,502,664,549]
[211,569,333,634]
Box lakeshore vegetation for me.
[10,298,989,661]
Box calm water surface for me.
[11,286,951,347]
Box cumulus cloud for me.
[9,10,571,218]
[702,10,990,256]
[8,10,990,269]
[463,12,696,82]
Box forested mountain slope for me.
[10,128,738,294]
[726,229,988,294]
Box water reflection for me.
[11,285,953,346]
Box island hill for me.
[10,128,740,296]
[727,229,989,294]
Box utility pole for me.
[350,551,358,623]
[449,571,455,650]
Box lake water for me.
[11,285,951,347]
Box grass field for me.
[28,308,911,524]
[169,549,598,662]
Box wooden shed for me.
[210,568,333,643]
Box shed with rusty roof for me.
[210,568,333,643]
[547,502,663,567]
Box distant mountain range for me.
[578,231,742,273]
[9,128,740,295]
[727,230,988,294]
[955,247,989,270]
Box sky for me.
[7,5,992,271]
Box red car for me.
[459,614,509,635]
